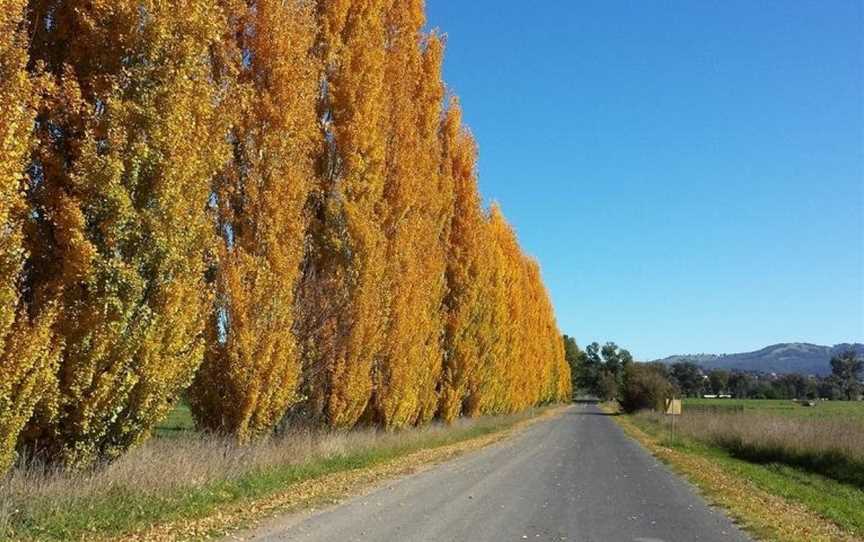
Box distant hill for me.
[653,343,864,376]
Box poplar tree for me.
[437,102,492,421]
[0,0,58,473]
[189,0,318,442]
[468,206,507,414]
[522,257,550,406]
[22,0,230,466]
[497,215,528,412]
[373,0,449,428]
[476,206,571,414]
[295,0,391,428]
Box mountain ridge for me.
[652,342,864,376]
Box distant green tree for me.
[600,341,632,393]
[643,361,671,378]
[803,377,819,400]
[580,342,602,395]
[707,369,730,395]
[562,335,585,398]
[600,342,632,376]
[830,351,863,400]
[620,349,634,366]
[728,371,754,398]
[773,373,810,399]
[585,342,602,365]
[725,371,821,400]
[574,340,635,400]
[597,371,620,401]
[818,376,845,400]
[562,335,581,364]
[670,361,705,397]
[753,381,778,399]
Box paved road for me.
[244,404,751,542]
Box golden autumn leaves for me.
[189,0,318,442]
[0,0,60,474]
[0,0,571,472]
[20,0,229,466]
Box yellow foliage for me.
[1,0,571,468]
[436,100,571,423]
[439,102,490,421]
[294,0,391,428]
[0,0,59,473]
[22,0,230,467]
[372,3,449,429]
[470,206,571,415]
[189,0,318,442]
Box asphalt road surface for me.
[243,404,751,542]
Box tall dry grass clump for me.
[638,410,864,487]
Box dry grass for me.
[0,411,548,540]
[637,409,864,488]
[3,426,425,501]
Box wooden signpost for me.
[665,397,681,440]
[664,398,682,415]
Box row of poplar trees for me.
[0,0,571,472]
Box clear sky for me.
[426,0,864,361]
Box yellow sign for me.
[665,398,682,415]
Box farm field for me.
[683,398,864,421]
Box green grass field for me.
[153,402,195,437]
[683,398,864,421]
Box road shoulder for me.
[608,410,859,542]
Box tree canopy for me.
[0,0,570,472]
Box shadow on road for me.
[567,401,620,416]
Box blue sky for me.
[426,0,864,360]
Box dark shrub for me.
[620,363,674,413]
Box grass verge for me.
[636,409,864,489]
[1,406,564,541]
[606,406,864,542]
